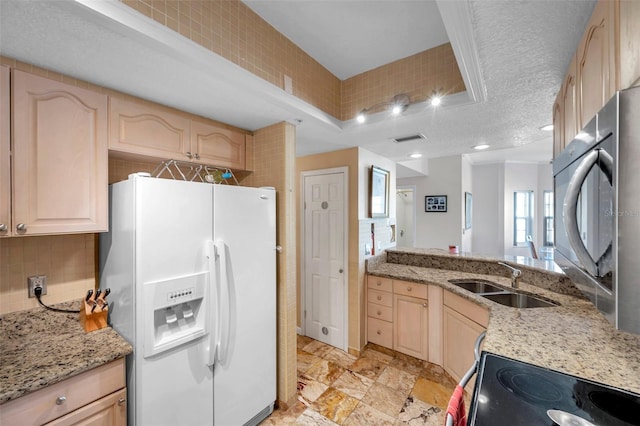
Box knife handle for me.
[85,289,93,302]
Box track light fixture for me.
[355,90,443,124]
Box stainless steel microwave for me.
[553,86,640,335]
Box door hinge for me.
[304,310,307,319]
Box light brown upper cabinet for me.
[618,0,640,89]
[109,97,191,161]
[11,70,108,236]
[577,0,616,128]
[562,55,578,151]
[109,97,249,170]
[552,92,564,159]
[191,118,245,170]
[0,66,10,237]
[553,0,639,159]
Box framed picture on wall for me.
[465,192,472,229]
[425,195,447,212]
[369,165,390,218]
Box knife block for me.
[79,300,108,332]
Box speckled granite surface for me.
[367,250,640,395]
[0,300,132,404]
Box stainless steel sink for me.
[482,292,558,308]
[448,279,505,294]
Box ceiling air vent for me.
[392,133,426,143]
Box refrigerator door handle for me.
[205,240,218,368]
[214,239,231,366]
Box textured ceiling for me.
[0,0,596,174]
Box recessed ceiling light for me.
[473,144,490,150]
[431,96,441,106]
[391,104,403,115]
[356,111,366,123]
[540,124,554,131]
[409,153,423,158]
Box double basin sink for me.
[448,279,558,308]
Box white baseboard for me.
[296,327,303,335]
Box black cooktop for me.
[468,353,640,425]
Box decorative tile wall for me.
[244,122,299,409]
[0,234,96,315]
[118,0,465,123]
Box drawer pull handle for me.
[377,296,382,301]
[377,330,381,335]
[118,398,126,406]
[56,396,66,405]
[407,287,412,291]
[377,310,382,315]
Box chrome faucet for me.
[498,262,522,289]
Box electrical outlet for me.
[28,275,47,298]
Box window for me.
[543,190,554,247]
[513,191,534,246]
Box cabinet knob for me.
[16,223,27,232]
[194,153,200,160]
[186,151,193,159]
[377,296,382,301]
[0,223,7,232]
[377,330,381,335]
[376,281,382,286]
[118,398,126,406]
[407,287,412,292]
[423,303,428,308]
[56,396,66,405]
[377,310,382,315]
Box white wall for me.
[461,155,473,252]
[398,156,464,250]
[471,161,553,257]
[471,163,505,256]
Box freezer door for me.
[134,177,214,426]
[212,185,277,426]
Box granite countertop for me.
[367,249,640,395]
[0,300,133,404]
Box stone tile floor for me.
[261,335,472,425]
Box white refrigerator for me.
[100,173,276,426]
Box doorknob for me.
[339,269,344,273]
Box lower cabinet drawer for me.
[368,302,393,322]
[0,358,125,426]
[367,317,393,348]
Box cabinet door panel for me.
[109,97,190,161]
[0,66,9,237]
[578,0,615,126]
[393,295,428,360]
[552,94,564,159]
[562,55,578,145]
[190,118,245,169]
[443,306,485,391]
[12,70,108,235]
[618,0,640,89]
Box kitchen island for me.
[0,300,132,404]
[367,247,640,395]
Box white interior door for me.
[396,186,415,248]
[303,170,347,350]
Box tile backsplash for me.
[0,234,96,314]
